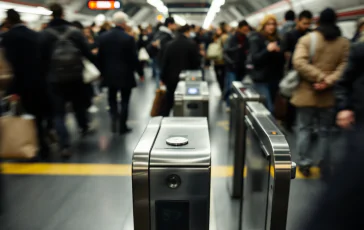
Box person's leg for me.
[152,58,157,78]
[107,87,118,132]
[253,82,273,112]
[296,107,316,172]
[225,71,237,108]
[35,114,50,159]
[119,88,132,133]
[160,85,177,117]
[317,107,335,179]
[154,59,161,88]
[214,65,224,94]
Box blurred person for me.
[39,3,96,158]
[1,9,52,160]
[211,34,226,94]
[291,8,349,177]
[147,17,176,88]
[97,12,144,134]
[281,10,313,132]
[301,42,364,230]
[224,20,251,108]
[280,10,296,37]
[98,21,112,36]
[351,17,364,43]
[159,25,201,116]
[249,14,285,112]
[137,27,152,67]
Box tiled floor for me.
[0,70,326,230]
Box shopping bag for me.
[0,48,13,91]
[83,58,100,84]
[150,88,166,117]
[207,42,222,60]
[138,47,150,61]
[0,114,38,159]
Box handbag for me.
[83,58,100,84]
[207,42,223,60]
[150,87,166,117]
[138,47,150,61]
[279,32,317,97]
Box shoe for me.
[119,127,132,135]
[61,148,72,158]
[226,107,231,113]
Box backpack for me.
[47,27,84,83]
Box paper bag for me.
[150,88,166,117]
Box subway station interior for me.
[0,0,364,229]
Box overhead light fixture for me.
[203,0,225,29]
[0,4,52,16]
[147,0,168,14]
[174,15,187,26]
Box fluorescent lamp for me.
[174,15,187,26]
[147,0,168,14]
[203,0,225,29]
[0,4,52,16]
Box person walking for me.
[97,12,144,134]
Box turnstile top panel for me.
[150,117,211,167]
[232,81,261,100]
[179,70,203,79]
[175,81,209,98]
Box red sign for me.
[88,1,121,10]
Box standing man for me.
[160,25,201,116]
[147,17,176,87]
[97,12,143,134]
[279,10,296,37]
[39,3,96,158]
[224,20,251,108]
[281,10,313,131]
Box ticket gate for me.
[132,117,211,230]
[228,81,263,198]
[240,102,296,230]
[174,81,209,118]
[179,70,203,82]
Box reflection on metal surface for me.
[240,101,293,230]
[228,81,263,199]
[132,117,211,230]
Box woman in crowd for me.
[248,14,285,112]
[291,8,349,177]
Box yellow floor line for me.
[0,163,320,179]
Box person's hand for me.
[267,42,278,52]
[337,110,355,129]
[200,50,206,57]
[313,82,328,91]
[159,81,165,87]
[139,76,145,82]
[152,40,160,48]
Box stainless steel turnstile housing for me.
[132,117,211,230]
[240,102,296,230]
[179,70,203,82]
[174,81,209,118]
[228,81,263,198]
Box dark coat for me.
[97,27,141,89]
[335,42,364,122]
[1,24,51,116]
[39,19,96,80]
[248,33,285,82]
[224,32,249,75]
[160,35,201,87]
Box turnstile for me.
[240,102,296,230]
[174,81,209,118]
[179,70,203,82]
[228,81,263,198]
[132,117,211,230]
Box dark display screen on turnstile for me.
[240,121,271,230]
[156,200,190,230]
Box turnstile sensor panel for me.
[156,200,190,230]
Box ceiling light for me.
[147,0,168,14]
[174,15,187,26]
[0,4,52,16]
[203,0,225,29]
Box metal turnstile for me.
[174,81,209,118]
[228,81,263,198]
[132,117,211,230]
[179,70,203,82]
[240,102,296,230]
